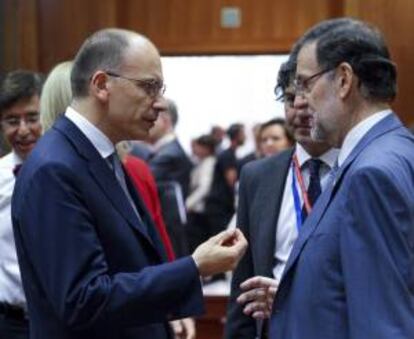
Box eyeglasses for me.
[293,68,333,96]
[106,71,166,98]
[1,113,40,129]
[283,92,296,108]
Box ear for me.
[336,62,354,99]
[90,71,110,102]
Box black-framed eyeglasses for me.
[106,71,166,98]
[293,68,333,96]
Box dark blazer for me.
[11,117,204,339]
[225,149,293,339]
[149,138,193,256]
[149,138,193,199]
[270,113,414,339]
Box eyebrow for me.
[3,111,40,118]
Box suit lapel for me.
[280,113,402,281]
[124,173,167,261]
[54,117,157,250]
[256,149,293,276]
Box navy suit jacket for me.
[225,149,293,339]
[270,113,414,339]
[11,117,204,339]
[149,138,193,199]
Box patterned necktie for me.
[302,158,323,222]
[107,152,143,224]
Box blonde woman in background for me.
[40,61,73,132]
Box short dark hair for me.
[227,123,244,141]
[195,134,216,154]
[274,18,351,101]
[274,60,295,101]
[259,118,294,144]
[0,70,43,114]
[165,99,178,127]
[313,19,396,101]
[71,29,130,98]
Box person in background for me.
[148,98,193,257]
[210,125,226,154]
[258,118,294,158]
[186,134,217,253]
[0,70,43,339]
[238,123,261,170]
[206,123,245,237]
[39,61,73,131]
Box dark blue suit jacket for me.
[11,117,204,339]
[149,138,193,199]
[270,113,414,339]
[225,150,293,339]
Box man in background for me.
[206,123,245,237]
[0,70,43,339]
[148,98,193,257]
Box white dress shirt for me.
[186,155,216,213]
[272,144,339,283]
[338,110,391,166]
[65,106,115,159]
[0,151,25,306]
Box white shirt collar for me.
[295,142,339,169]
[11,151,23,167]
[338,109,391,166]
[65,106,115,159]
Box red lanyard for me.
[292,154,312,215]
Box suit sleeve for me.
[224,168,258,339]
[15,163,203,330]
[340,167,414,338]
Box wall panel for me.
[1,0,412,125]
[119,0,342,54]
[345,0,414,124]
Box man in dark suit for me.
[225,53,338,338]
[148,98,193,257]
[206,123,245,236]
[11,28,247,339]
[269,18,414,339]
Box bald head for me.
[71,28,157,98]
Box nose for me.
[16,119,31,137]
[293,92,308,109]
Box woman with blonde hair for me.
[40,60,73,132]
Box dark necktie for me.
[301,158,322,222]
[13,164,22,177]
[107,152,143,224]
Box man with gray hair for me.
[11,28,247,339]
[269,17,414,339]
[148,98,193,257]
